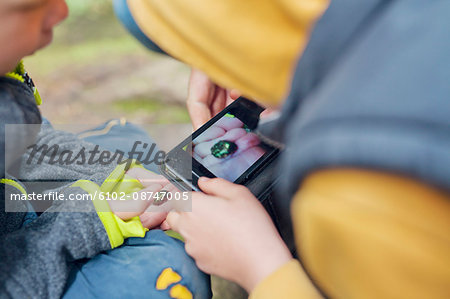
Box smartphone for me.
[160,98,282,200]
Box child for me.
[115,0,450,298]
[0,1,210,298]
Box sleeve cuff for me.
[250,259,322,299]
[72,162,150,249]
[97,211,148,248]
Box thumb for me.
[160,220,171,230]
[197,177,249,199]
[229,89,241,100]
[187,69,215,130]
[166,211,181,232]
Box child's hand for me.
[187,69,240,130]
[166,178,292,292]
[109,167,171,229]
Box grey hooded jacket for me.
[265,0,450,253]
[0,76,116,298]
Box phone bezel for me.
[161,98,280,190]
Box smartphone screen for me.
[161,98,280,191]
[190,113,273,182]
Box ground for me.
[25,1,246,298]
[26,1,191,125]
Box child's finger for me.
[139,211,168,229]
[193,125,226,144]
[187,69,215,130]
[211,88,227,116]
[110,184,163,220]
[160,220,171,230]
[198,177,249,199]
[127,167,169,188]
[229,89,241,100]
[166,211,181,232]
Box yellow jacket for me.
[251,169,450,299]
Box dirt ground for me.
[27,35,191,125]
[26,1,190,126]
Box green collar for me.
[5,61,42,105]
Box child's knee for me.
[123,230,212,298]
[65,230,211,298]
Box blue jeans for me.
[78,119,161,173]
[64,230,210,299]
[61,120,211,298]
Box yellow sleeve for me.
[72,162,149,248]
[291,169,450,299]
[252,169,450,299]
[90,191,147,249]
[250,259,322,299]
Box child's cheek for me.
[38,29,54,50]
[21,30,47,56]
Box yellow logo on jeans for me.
[156,267,192,299]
